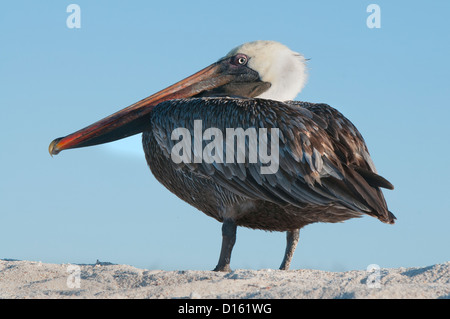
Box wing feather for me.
[150,97,394,222]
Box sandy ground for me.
[0,259,448,299]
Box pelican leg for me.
[213,219,237,272]
[279,229,300,270]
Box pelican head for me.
[225,40,307,101]
[49,41,308,155]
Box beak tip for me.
[49,138,62,156]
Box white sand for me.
[0,259,448,299]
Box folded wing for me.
[150,97,395,224]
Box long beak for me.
[49,61,233,156]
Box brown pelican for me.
[49,41,395,271]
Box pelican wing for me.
[291,101,394,190]
[150,97,395,223]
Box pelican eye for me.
[234,54,248,66]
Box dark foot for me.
[213,264,232,272]
[213,219,236,272]
[279,229,300,270]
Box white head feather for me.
[225,41,308,101]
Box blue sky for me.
[1,1,449,272]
